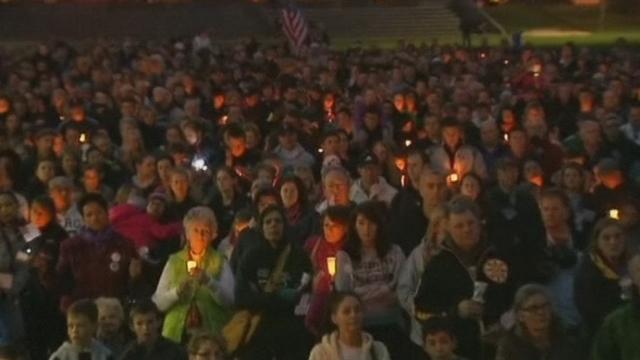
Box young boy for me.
[50,299,113,360]
[119,299,186,360]
[422,317,467,360]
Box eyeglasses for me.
[520,302,550,314]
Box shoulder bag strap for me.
[370,345,377,360]
[264,243,291,294]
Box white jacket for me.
[308,331,390,360]
[397,241,428,346]
[49,340,112,360]
[349,177,398,206]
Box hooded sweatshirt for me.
[109,203,182,250]
[49,340,113,360]
[308,331,390,360]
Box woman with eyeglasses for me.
[496,284,581,360]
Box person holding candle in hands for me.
[304,205,351,336]
[414,196,516,360]
[152,206,234,344]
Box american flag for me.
[281,4,309,50]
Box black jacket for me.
[286,205,318,247]
[209,192,250,239]
[119,337,187,360]
[496,322,582,360]
[574,251,625,339]
[235,237,312,316]
[389,186,428,256]
[414,239,516,360]
[486,186,546,283]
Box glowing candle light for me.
[609,209,620,220]
[187,260,197,274]
[405,139,412,147]
[503,133,509,142]
[79,133,87,143]
[326,257,336,277]
[448,173,459,183]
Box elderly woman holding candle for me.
[153,206,234,344]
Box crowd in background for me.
[0,32,639,360]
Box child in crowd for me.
[119,299,186,360]
[422,317,467,360]
[50,299,113,360]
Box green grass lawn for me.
[329,3,640,48]
[484,2,640,45]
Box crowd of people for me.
[0,31,639,360]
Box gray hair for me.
[48,176,74,190]
[512,284,551,312]
[321,165,351,184]
[183,206,218,232]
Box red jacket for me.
[57,228,137,311]
[109,204,182,250]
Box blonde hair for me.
[94,297,124,322]
[423,205,448,264]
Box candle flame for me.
[187,260,197,273]
[326,257,336,277]
[609,209,620,220]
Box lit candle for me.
[503,133,509,142]
[318,148,324,154]
[401,174,407,188]
[79,133,87,143]
[187,260,197,274]
[609,209,620,220]
[404,139,412,147]
[326,257,336,277]
[448,173,459,183]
